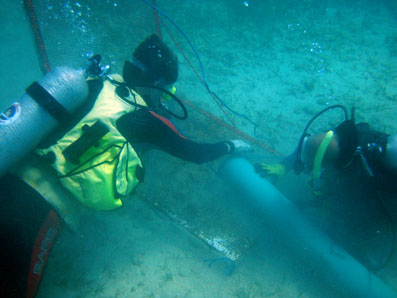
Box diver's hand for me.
[254,162,286,182]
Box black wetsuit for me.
[0,174,55,298]
[323,124,397,269]
[116,108,229,164]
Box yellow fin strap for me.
[313,130,334,179]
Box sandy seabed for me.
[2,0,397,297]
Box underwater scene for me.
[1,0,397,297]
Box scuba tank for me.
[0,67,89,177]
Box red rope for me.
[23,0,51,74]
[182,98,280,156]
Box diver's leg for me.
[11,154,82,231]
[0,173,53,297]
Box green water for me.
[1,1,396,297]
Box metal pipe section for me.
[218,157,396,298]
[0,67,88,177]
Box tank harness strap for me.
[26,81,71,124]
[59,143,126,178]
[313,130,334,179]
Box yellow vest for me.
[37,75,146,210]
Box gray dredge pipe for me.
[219,157,397,298]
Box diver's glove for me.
[254,162,286,182]
[226,139,253,154]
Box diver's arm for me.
[116,109,231,164]
[280,148,300,172]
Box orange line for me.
[23,0,51,74]
[182,98,280,156]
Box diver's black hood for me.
[123,34,178,87]
[123,61,154,86]
[334,119,358,168]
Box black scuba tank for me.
[0,67,89,177]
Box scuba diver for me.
[255,105,397,195]
[35,33,252,211]
[255,105,397,271]
[0,34,251,297]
